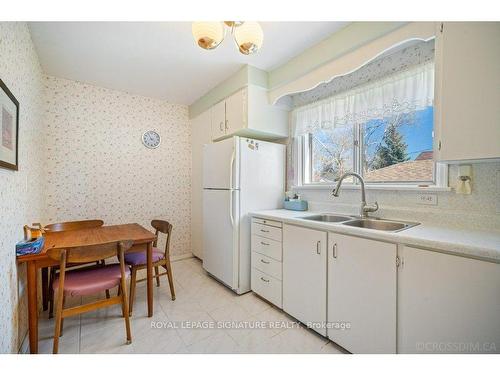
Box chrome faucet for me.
[332,172,379,219]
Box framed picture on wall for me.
[0,79,19,171]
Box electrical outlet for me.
[416,194,437,206]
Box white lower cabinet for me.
[257,216,500,354]
[282,224,327,336]
[251,268,282,308]
[251,218,283,308]
[327,233,397,353]
[398,246,500,353]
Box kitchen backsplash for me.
[291,161,500,232]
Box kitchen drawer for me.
[252,217,282,228]
[251,234,282,261]
[251,268,282,308]
[252,251,282,280]
[251,222,282,242]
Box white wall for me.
[0,22,46,353]
[43,76,192,257]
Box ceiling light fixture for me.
[192,21,264,55]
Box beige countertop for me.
[250,209,500,263]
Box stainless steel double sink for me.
[301,214,419,232]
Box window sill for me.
[293,184,452,192]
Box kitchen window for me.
[293,62,446,188]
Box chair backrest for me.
[44,219,104,232]
[151,219,173,256]
[47,240,134,265]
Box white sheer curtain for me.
[292,62,434,137]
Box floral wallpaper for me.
[0,22,46,353]
[43,76,192,258]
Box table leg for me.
[27,261,38,354]
[41,267,48,311]
[146,242,153,317]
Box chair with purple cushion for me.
[126,219,175,316]
[46,240,133,354]
[45,219,106,319]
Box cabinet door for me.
[398,246,500,353]
[190,109,212,259]
[211,100,226,141]
[434,22,500,161]
[225,88,247,136]
[327,233,396,353]
[283,224,327,336]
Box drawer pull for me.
[260,258,270,264]
[260,277,270,283]
[260,229,270,233]
[260,241,269,246]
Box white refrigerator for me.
[202,136,285,294]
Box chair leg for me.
[60,295,66,337]
[128,268,137,316]
[164,260,176,301]
[42,267,49,311]
[155,266,160,287]
[105,289,110,299]
[53,291,65,354]
[120,277,132,344]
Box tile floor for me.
[37,258,346,354]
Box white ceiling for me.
[28,22,349,105]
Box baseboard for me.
[19,331,29,354]
[171,253,194,262]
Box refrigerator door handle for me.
[229,190,235,228]
[229,149,235,190]
[229,150,235,227]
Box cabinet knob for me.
[316,241,321,255]
[332,243,338,258]
[225,119,229,131]
[260,258,270,264]
[219,121,223,131]
[260,277,270,283]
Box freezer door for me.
[202,189,240,289]
[202,137,239,189]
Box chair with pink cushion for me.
[126,219,175,316]
[46,240,133,354]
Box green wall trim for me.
[189,65,268,119]
[267,22,407,90]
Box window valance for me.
[292,62,434,137]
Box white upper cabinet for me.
[225,88,247,135]
[434,22,500,161]
[327,233,397,353]
[282,224,327,336]
[211,100,226,141]
[210,85,288,142]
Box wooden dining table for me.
[16,223,157,354]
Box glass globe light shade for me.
[192,22,225,50]
[233,21,264,55]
